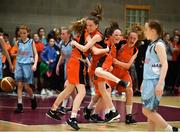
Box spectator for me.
[40,38,57,95]
[33,33,44,93]
[37,27,47,46]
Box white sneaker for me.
[111,90,117,96]
[91,87,95,96]
[46,89,53,96]
[41,89,47,95]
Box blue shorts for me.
[141,79,164,111]
[14,63,33,84]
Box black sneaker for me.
[31,96,37,110]
[66,118,80,130]
[46,109,61,120]
[104,110,120,122]
[118,80,130,88]
[57,107,66,115]
[105,112,110,121]
[90,114,104,123]
[125,114,137,124]
[133,90,141,96]
[14,103,23,113]
[172,126,180,132]
[83,106,92,120]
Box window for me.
[125,5,150,30]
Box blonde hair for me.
[70,18,86,34]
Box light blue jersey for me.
[143,39,165,79]
[142,38,165,111]
[59,40,72,79]
[15,38,34,84]
[16,39,34,64]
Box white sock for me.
[71,110,78,118]
[110,106,116,112]
[116,79,121,83]
[126,105,132,115]
[104,108,110,115]
[165,124,172,132]
[62,98,68,108]
[18,98,22,104]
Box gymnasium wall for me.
[0,0,179,37]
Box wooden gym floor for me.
[0,92,180,131]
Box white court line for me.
[159,104,180,109]
[0,120,27,126]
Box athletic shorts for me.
[66,57,85,84]
[141,79,163,111]
[97,54,113,71]
[14,62,33,84]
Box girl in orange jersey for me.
[46,16,108,130]
[107,31,139,124]
[83,22,123,123]
[72,9,130,122]
[46,28,87,131]
[83,22,137,123]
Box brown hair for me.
[148,20,163,37]
[104,21,121,38]
[18,24,31,38]
[19,24,31,33]
[37,27,45,35]
[127,23,144,40]
[87,4,103,25]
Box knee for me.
[65,87,74,95]
[17,82,23,89]
[95,67,102,76]
[142,108,150,116]
[92,95,100,103]
[24,84,31,90]
[79,89,86,98]
[77,86,86,98]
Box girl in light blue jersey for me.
[56,27,73,114]
[14,25,38,113]
[142,20,179,132]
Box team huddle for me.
[0,4,179,132]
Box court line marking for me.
[0,120,28,126]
